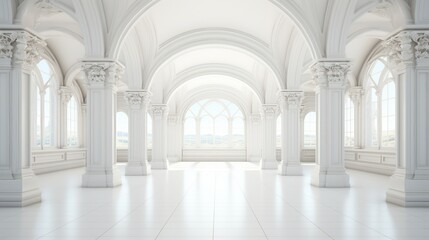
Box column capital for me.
[0,30,45,67]
[311,60,350,89]
[260,104,278,117]
[81,60,124,88]
[124,90,151,109]
[151,104,169,116]
[250,113,261,123]
[278,90,304,109]
[384,30,429,66]
[59,86,73,103]
[347,86,364,105]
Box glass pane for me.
[184,118,196,147]
[116,112,128,149]
[214,117,228,145]
[205,101,224,117]
[67,97,79,147]
[370,60,385,85]
[344,96,354,147]
[35,87,41,147]
[37,59,53,85]
[381,82,395,148]
[232,118,245,148]
[147,114,152,149]
[304,112,316,148]
[200,116,214,145]
[43,88,53,147]
[276,116,281,148]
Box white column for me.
[59,87,72,148]
[151,104,169,169]
[348,87,363,149]
[0,31,44,206]
[80,103,86,148]
[385,31,429,207]
[278,90,304,175]
[261,104,278,169]
[247,114,262,163]
[81,61,123,187]
[124,90,151,175]
[167,115,181,163]
[311,61,350,188]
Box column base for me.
[260,160,278,170]
[125,163,151,176]
[0,169,41,207]
[278,163,303,176]
[82,166,122,188]
[386,170,429,207]
[311,165,350,188]
[151,159,169,170]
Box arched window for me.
[364,58,395,148]
[183,99,245,148]
[33,59,57,149]
[67,96,79,147]
[276,116,281,148]
[303,112,316,148]
[344,95,354,147]
[116,112,128,149]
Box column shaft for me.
[278,91,303,175]
[125,91,151,175]
[151,104,169,169]
[311,61,350,188]
[81,61,123,187]
[261,105,278,169]
[0,31,43,206]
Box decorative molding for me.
[384,31,429,65]
[59,87,73,103]
[250,114,261,123]
[81,61,124,87]
[412,32,429,61]
[151,104,169,116]
[0,31,45,66]
[311,61,350,88]
[0,32,17,59]
[124,91,151,109]
[348,87,364,105]
[261,104,278,116]
[368,0,392,17]
[278,90,303,108]
[168,115,178,124]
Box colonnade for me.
[1,29,429,207]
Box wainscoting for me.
[31,149,86,175]
[345,149,396,175]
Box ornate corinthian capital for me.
[125,91,151,109]
[384,31,429,65]
[81,61,124,87]
[0,31,45,66]
[278,90,303,109]
[151,104,169,116]
[311,61,350,88]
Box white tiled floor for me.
[1,162,429,240]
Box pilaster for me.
[124,90,151,175]
[247,114,262,163]
[151,104,169,169]
[260,104,278,169]
[384,30,429,207]
[81,60,123,187]
[311,60,350,188]
[0,30,45,206]
[59,86,73,148]
[278,90,304,175]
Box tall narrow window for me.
[116,112,128,149]
[67,97,79,147]
[364,58,395,149]
[381,81,395,148]
[147,113,152,149]
[344,95,354,147]
[33,59,57,149]
[276,116,281,148]
[183,99,245,149]
[303,112,316,148]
